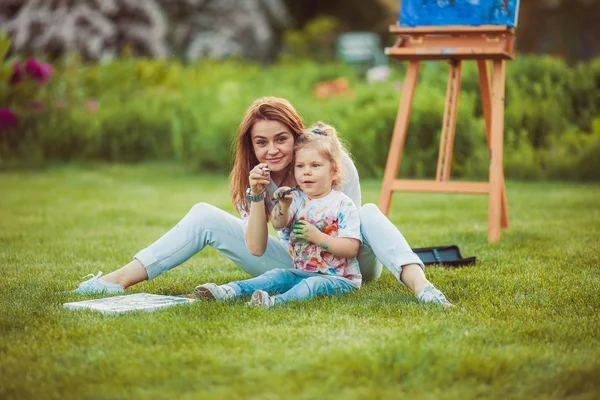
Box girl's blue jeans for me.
[227,269,357,305]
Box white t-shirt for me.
[238,152,362,243]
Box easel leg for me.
[436,60,462,182]
[379,61,421,215]
[478,60,510,231]
[500,171,509,229]
[488,59,506,242]
[477,61,492,146]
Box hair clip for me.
[311,128,326,135]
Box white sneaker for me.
[194,283,235,301]
[248,290,275,309]
[417,285,454,307]
[69,271,125,295]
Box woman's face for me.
[250,119,295,173]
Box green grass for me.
[1,163,599,400]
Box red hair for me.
[230,97,305,214]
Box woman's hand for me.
[249,163,271,195]
[292,220,323,243]
[273,186,294,206]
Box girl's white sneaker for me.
[194,283,235,301]
[248,290,275,309]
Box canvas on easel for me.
[379,0,520,242]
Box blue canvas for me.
[399,0,520,28]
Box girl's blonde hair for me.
[295,122,350,191]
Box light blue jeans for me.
[134,203,423,285]
[228,269,356,305]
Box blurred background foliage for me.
[0,1,599,181]
[289,0,600,62]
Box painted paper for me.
[63,293,195,314]
[399,0,520,27]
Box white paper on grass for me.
[63,293,196,314]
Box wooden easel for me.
[379,25,514,242]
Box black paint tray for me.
[412,245,476,267]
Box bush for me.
[0,50,599,182]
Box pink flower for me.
[0,108,17,131]
[54,100,66,109]
[25,58,52,84]
[9,61,24,85]
[86,100,98,112]
[29,101,45,111]
[40,64,52,82]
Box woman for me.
[71,97,452,306]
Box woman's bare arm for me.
[245,199,269,256]
[244,163,271,256]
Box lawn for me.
[1,163,599,400]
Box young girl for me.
[194,123,362,308]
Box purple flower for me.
[25,58,52,84]
[0,108,17,131]
[9,61,24,85]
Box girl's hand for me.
[292,220,322,243]
[249,163,270,195]
[273,186,294,206]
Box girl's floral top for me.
[283,190,362,286]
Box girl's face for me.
[250,119,295,173]
[294,147,337,199]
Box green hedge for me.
[1,54,599,181]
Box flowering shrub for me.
[0,32,52,133]
[0,107,16,130]
[0,26,598,180]
[11,58,52,85]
